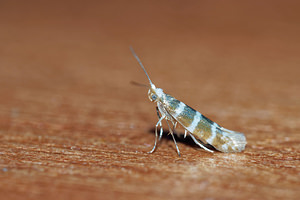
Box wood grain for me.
[0,1,299,200]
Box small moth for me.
[130,47,246,156]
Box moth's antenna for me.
[130,81,148,88]
[130,46,153,85]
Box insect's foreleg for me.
[166,120,181,157]
[189,133,214,153]
[148,115,165,154]
[156,106,164,141]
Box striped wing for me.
[162,94,246,152]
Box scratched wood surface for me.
[0,1,299,200]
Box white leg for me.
[166,120,181,156]
[156,107,164,141]
[184,130,188,138]
[158,122,163,141]
[148,116,165,154]
[189,133,214,153]
[171,133,181,157]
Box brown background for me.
[0,1,299,200]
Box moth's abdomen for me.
[163,94,246,152]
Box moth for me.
[130,47,246,156]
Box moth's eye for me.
[151,94,157,100]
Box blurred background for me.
[1,0,299,138]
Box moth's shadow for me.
[148,127,216,151]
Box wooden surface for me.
[0,1,299,199]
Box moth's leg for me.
[170,121,180,138]
[184,130,188,138]
[166,120,181,157]
[189,133,214,153]
[156,106,164,141]
[148,115,165,154]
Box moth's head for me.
[148,84,163,102]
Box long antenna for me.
[130,46,153,85]
[130,81,148,88]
